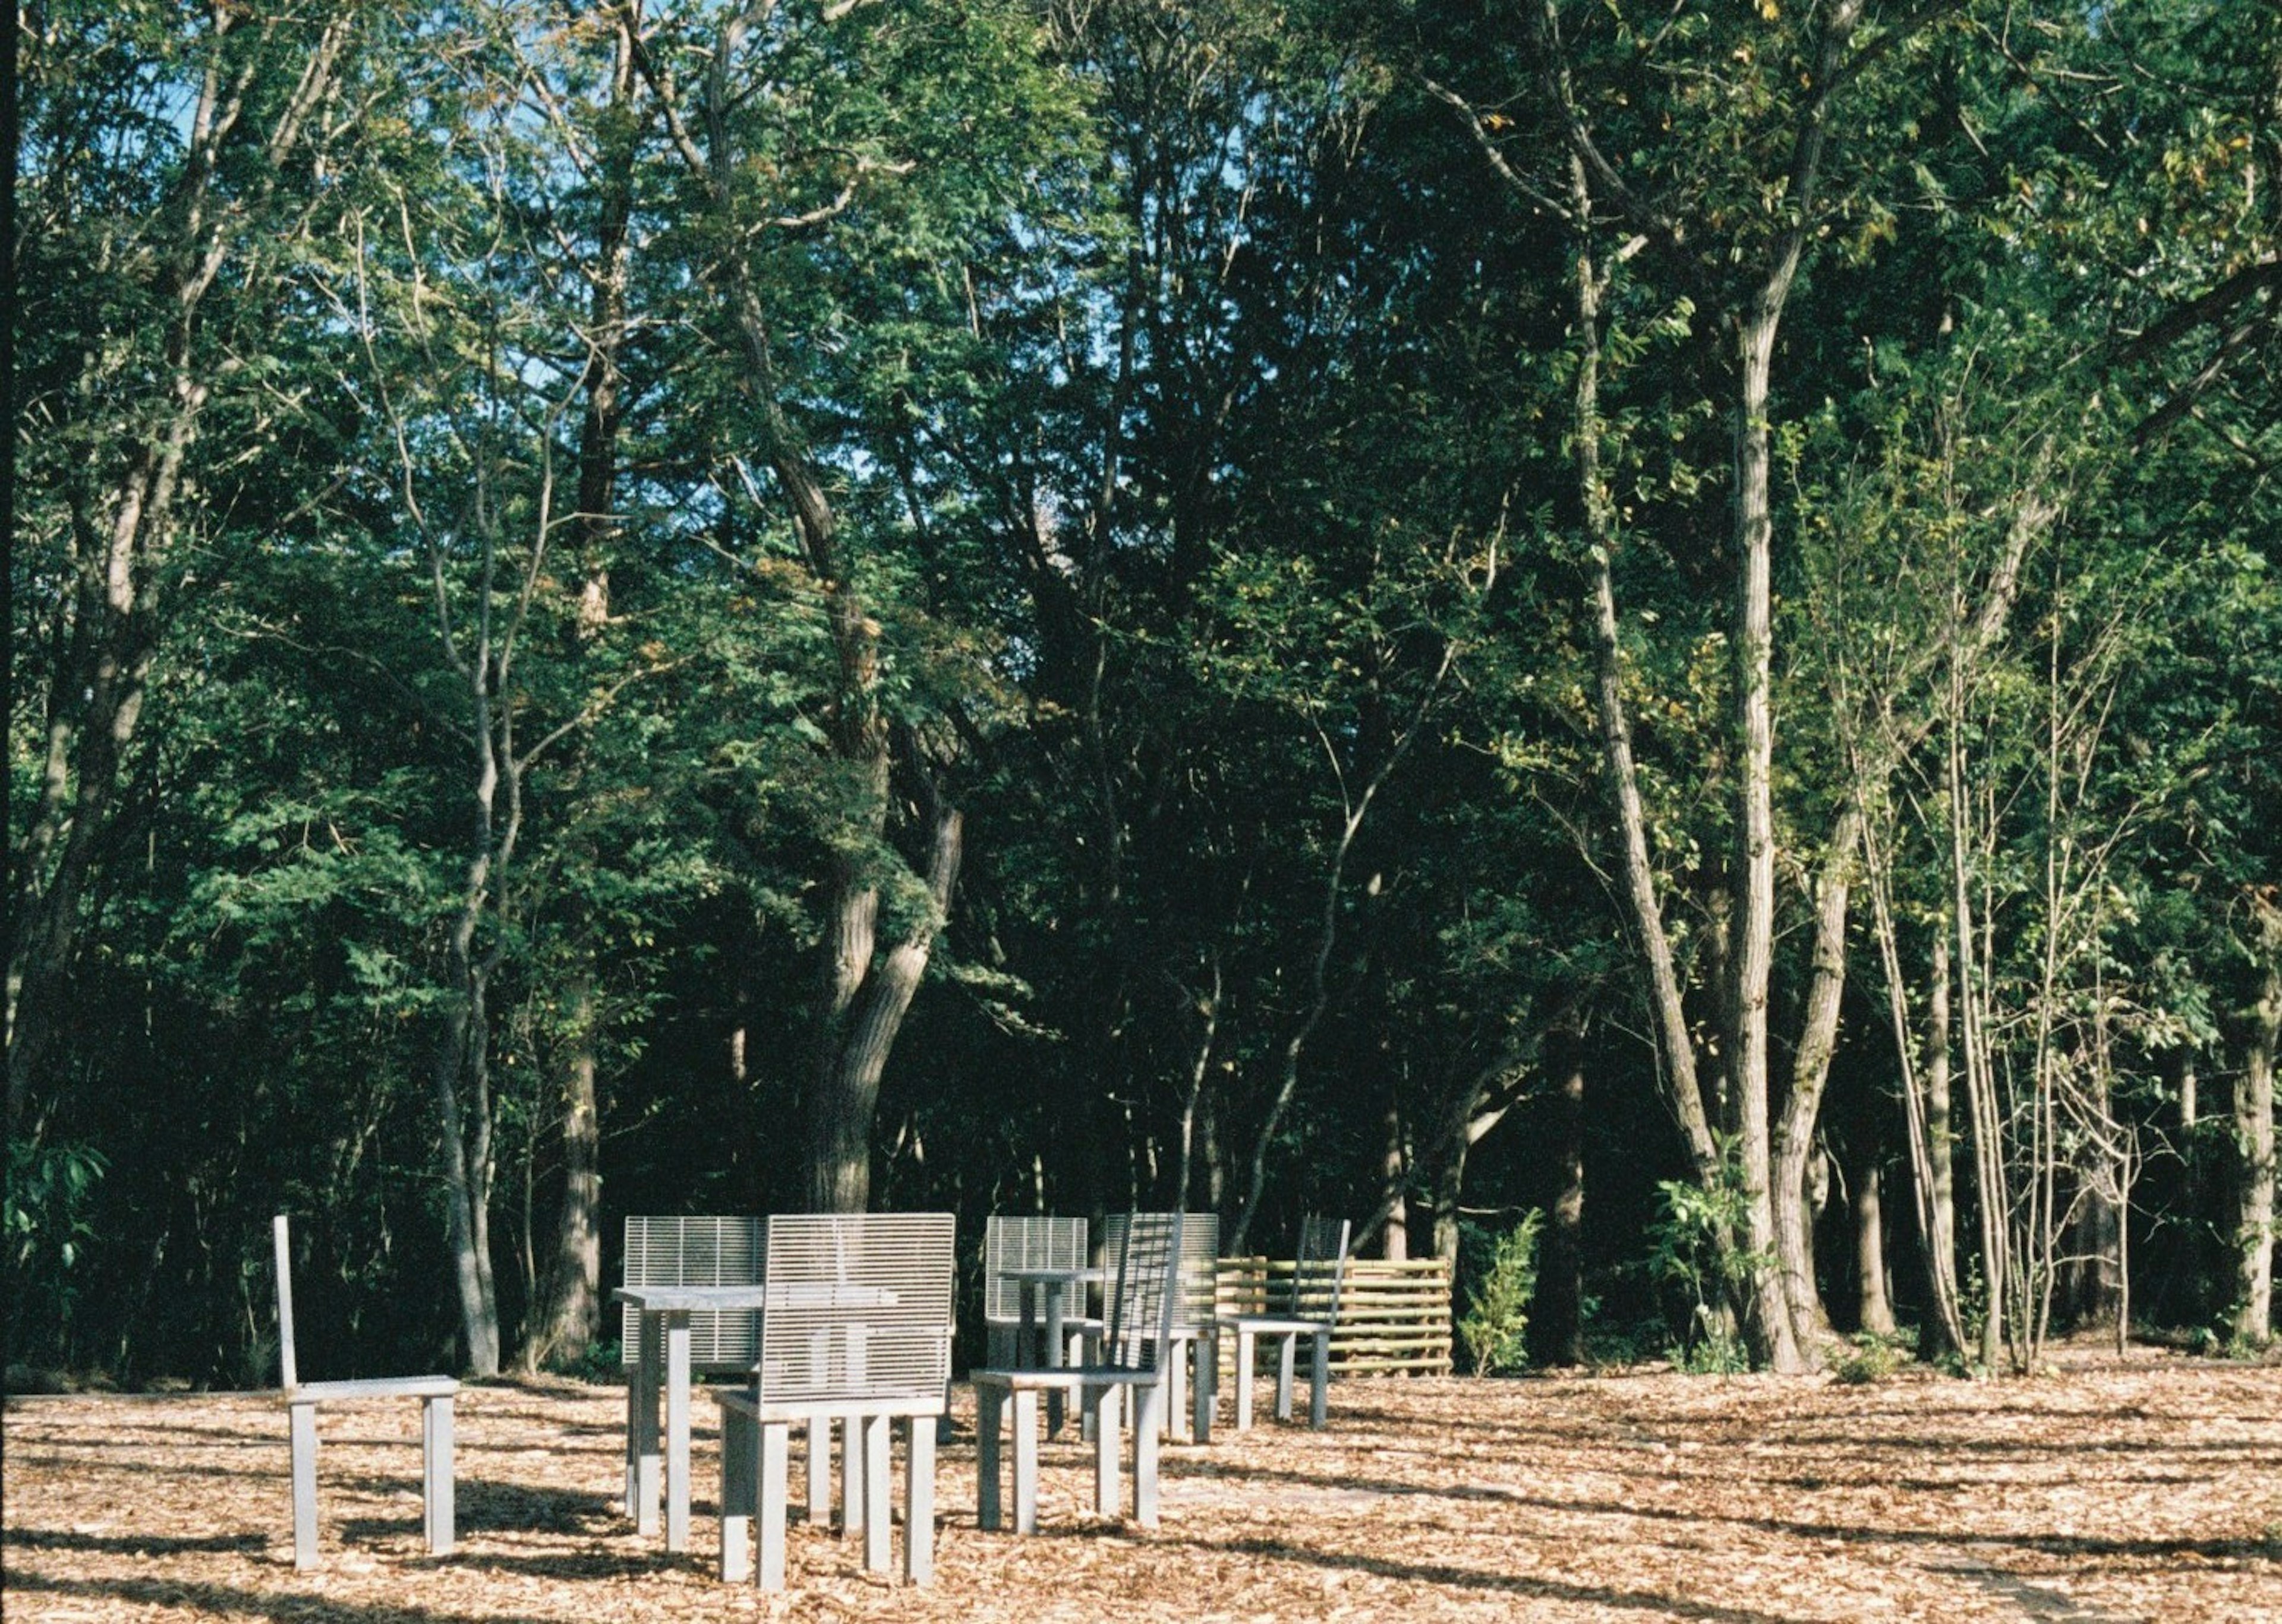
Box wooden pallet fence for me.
[1214,1255,1452,1378]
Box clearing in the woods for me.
[4,1345,2277,1623]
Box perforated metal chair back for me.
[1291,1216,1351,1324]
[1102,1210,1219,1336]
[620,1216,763,1371]
[1096,1211,1185,1375]
[982,1215,1089,1326]
[756,1212,954,1413]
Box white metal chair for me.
[1217,1216,1350,1430]
[1102,1210,1219,1441]
[972,1210,1185,1532]
[271,1214,456,1570]
[714,1213,954,1590]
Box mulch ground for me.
[5,1345,2278,1623]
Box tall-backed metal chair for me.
[272,1215,456,1570]
[1217,1215,1350,1429]
[714,1213,954,1590]
[972,1211,1184,1533]
[1102,1210,1220,1441]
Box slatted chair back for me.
[1102,1211,1219,1337]
[982,1215,1090,1327]
[755,1212,955,1417]
[619,1216,763,1373]
[1291,1216,1352,1323]
[1095,1211,1186,1374]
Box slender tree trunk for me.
[1922,929,1959,1352]
[1535,1042,1587,1366]
[1380,1090,1410,1262]
[2235,950,2279,1342]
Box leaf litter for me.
[4,1343,2277,1622]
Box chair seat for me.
[972,1364,1159,1391]
[287,1375,458,1402]
[1218,1314,1325,1336]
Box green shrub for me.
[1830,1332,1906,1385]
[1459,1211,1543,1377]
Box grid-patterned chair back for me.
[1103,1211,1219,1335]
[756,1213,954,1415]
[983,1216,1090,1326]
[1098,1211,1185,1375]
[620,1216,762,1371]
[1291,1216,1351,1323]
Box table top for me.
[1001,1266,1105,1286]
[613,1284,899,1311]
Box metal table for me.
[614,1282,896,1553]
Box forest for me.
[7,0,2278,1391]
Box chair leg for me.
[862,1414,892,1573]
[1093,1385,1120,1516]
[1275,1332,1297,1423]
[1309,1328,1331,1429]
[805,1415,830,1524]
[289,1402,319,1571]
[840,1414,864,1538]
[975,1383,1004,1532]
[422,1395,455,1556]
[1011,1389,1040,1535]
[1164,1349,1184,1442]
[719,1407,754,1583]
[1133,1383,1162,1528]
[1234,1329,1256,1431]
[758,1422,790,1592]
[903,1416,935,1585]
[1193,1332,1215,1443]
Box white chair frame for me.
[713,1213,954,1591]
[272,1214,456,1570]
[1218,1216,1350,1430]
[971,1211,1186,1534]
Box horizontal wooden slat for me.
[1215,1251,1451,1379]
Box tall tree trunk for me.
[642,11,965,1215]
[525,976,603,1373]
[2234,931,2279,1343]
[1922,929,1960,1352]
[807,802,965,1213]
[1770,806,1861,1357]
[1852,1146,1897,1338]
[1534,1041,1587,1366]
[1380,1090,1410,1262]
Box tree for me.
[11,2,361,1132]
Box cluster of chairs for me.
[269,1206,1351,1587]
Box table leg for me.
[665,1310,692,1552]
[1044,1282,1067,1436]
[1017,1279,1039,1367]
[633,1311,662,1537]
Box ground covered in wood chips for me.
[6,1346,2278,1623]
